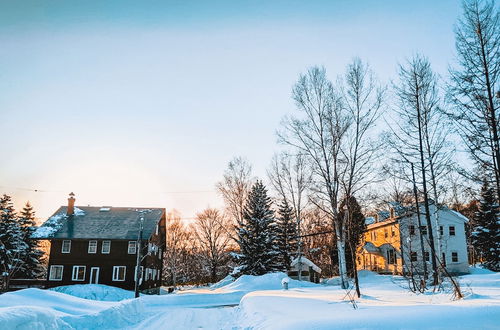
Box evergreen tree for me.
[17,202,44,278]
[473,179,500,271]
[339,196,366,276]
[275,199,298,270]
[236,181,280,275]
[0,194,26,289]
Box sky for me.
[0,0,463,222]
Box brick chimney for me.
[67,192,75,216]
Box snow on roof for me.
[291,257,321,273]
[31,213,67,239]
[450,210,470,223]
[365,217,376,225]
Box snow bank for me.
[215,272,318,292]
[0,306,69,329]
[50,284,135,301]
[209,275,235,289]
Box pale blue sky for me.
[0,0,462,220]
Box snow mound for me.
[215,272,318,292]
[0,306,69,329]
[210,275,235,289]
[468,266,496,275]
[50,284,135,301]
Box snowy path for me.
[1,270,499,329]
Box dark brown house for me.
[33,193,166,293]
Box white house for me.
[358,201,470,275]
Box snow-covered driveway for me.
[1,270,499,329]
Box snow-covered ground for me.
[1,269,499,329]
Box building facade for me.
[357,202,470,276]
[33,193,166,293]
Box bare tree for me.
[338,58,385,296]
[385,55,448,285]
[448,0,500,201]
[279,66,351,288]
[267,152,311,279]
[192,208,231,283]
[216,157,254,234]
[163,210,192,288]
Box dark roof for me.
[33,206,165,240]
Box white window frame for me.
[72,265,86,281]
[102,240,111,254]
[113,266,126,281]
[88,240,97,254]
[128,241,137,254]
[62,240,71,253]
[49,265,64,281]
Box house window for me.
[128,241,137,254]
[384,229,388,238]
[449,226,456,236]
[391,228,396,237]
[72,266,86,281]
[409,225,415,236]
[439,226,444,236]
[62,240,71,253]
[386,249,396,264]
[102,241,111,254]
[49,265,64,281]
[410,252,418,262]
[88,240,97,254]
[420,226,427,235]
[442,253,447,267]
[452,252,459,263]
[424,251,430,262]
[113,266,126,281]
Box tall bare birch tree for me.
[279,66,351,288]
[339,58,384,296]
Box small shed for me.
[288,257,321,283]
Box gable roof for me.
[33,206,165,240]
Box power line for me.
[0,185,215,195]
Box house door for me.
[90,267,100,284]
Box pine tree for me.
[236,181,280,275]
[17,202,44,278]
[0,194,26,289]
[473,179,500,271]
[275,199,298,270]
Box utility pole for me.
[134,213,144,298]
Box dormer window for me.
[62,240,71,253]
